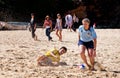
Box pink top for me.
[43,20,52,28]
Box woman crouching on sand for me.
[78,18,97,70]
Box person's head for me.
[57,13,61,19]
[31,13,35,18]
[45,15,50,20]
[82,18,90,29]
[59,46,67,55]
[73,13,76,16]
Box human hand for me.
[52,62,59,66]
[54,56,58,59]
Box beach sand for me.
[0,28,120,78]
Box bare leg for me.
[34,35,37,41]
[59,30,62,41]
[56,30,60,40]
[67,25,69,30]
[79,45,91,69]
[37,55,46,66]
[70,25,72,32]
[88,49,95,70]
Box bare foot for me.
[34,35,37,41]
[87,64,92,70]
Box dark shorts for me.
[78,40,94,49]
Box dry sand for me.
[0,28,120,78]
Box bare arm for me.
[93,38,97,50]
[50,51,59,65]
[92,28,97,50]
[60,19,62,27]
[93,38,97,57]
[50,51,57,58]
[34,23,36,30]
[50,20,52,30]
[77,31,80,46]
[78,32,80,41]
[37,55,47,65]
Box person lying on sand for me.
[37,46,67,66]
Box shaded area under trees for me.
[0,0,120,28]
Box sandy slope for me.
[0,28,120,78]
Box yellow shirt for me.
[45,48,60,62]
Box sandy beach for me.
[0,28,120,78]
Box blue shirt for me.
[78,25,97,42]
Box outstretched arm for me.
[93,38,97,50]
[50,51,59,65]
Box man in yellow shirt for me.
[37,46,67,66]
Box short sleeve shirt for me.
[78,25,97,42]
[45,48,60,62]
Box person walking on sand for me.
[65,13,73,32]
[30,13,37,40]
[43,15,53,41]
[55,13,63,41]
[37,46,67,66]
[78,18,97,70]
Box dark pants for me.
[72,22,78,32]
[45,28,52,41]
[31,26,36,38]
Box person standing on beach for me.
[78,18,97,70]
[65,13,73,32]
[30,13,37,40]
[43,15,53,41]
[73,13,79,32]
[55,13,63,41]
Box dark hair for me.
[60,46,67,52]
[31,13,35,16]
[45,15,50,20]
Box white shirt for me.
[65,14,73,24]
[56,18,61,27]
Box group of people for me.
[29,13,79,41]
[65,13,79,32]
[35,14,97,70]
[29,12,97,70]
[42,13,79,42]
